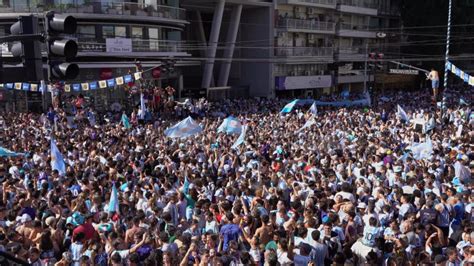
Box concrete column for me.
[217,4,242,87]
[201,0,225,89]
[195,11,215,87]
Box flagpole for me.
[442,0,452,115]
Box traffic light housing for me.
[45,12,79,80]
[10,15,43,82]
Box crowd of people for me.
[0,87,472,266]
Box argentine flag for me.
[108,183,120,214]
[217,116,242,135]
[0,146,24,157]
[296,117,316,133]
[280,99,299,114]
[309,102,318,115]
[164,116,203,138]
[397,105,409,122]
[50,139,66,175]
[121,113,131,129]
[231,125,247,149]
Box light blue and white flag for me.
[0,147,24,157]
[309,102,318,115]
[217,116,242,135]
[108,183,120,214]
[459,98,468,106]
[408,137,433,160]
[397,105,409,122]
[296,117,316,133]
[280,99,299,114]
[231,125,248,149]
[50,139,66,175]
[121,113,131,129]
[164,116,203,138]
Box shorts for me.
[432,80,439,89]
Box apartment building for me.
[274,0,401,97]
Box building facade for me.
[0,0,194,111]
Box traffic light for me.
[10,15,43,82]
[44,12,79,80]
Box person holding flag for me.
[50,138,66,175]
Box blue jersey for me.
[362,226,381,247]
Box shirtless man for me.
[426,68,439,101]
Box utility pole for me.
[442,0,452,115]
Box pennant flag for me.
[397,105,409,122]
[451,64,456,73]
[15,83,22,90]
[460,98,468,106]
[107,182,120,214]
[116,76,124,85]
[5,83,13,90]
[455,68,461,77]
[217,116,242,135]
[280,99,299,114]
[81,83,89,91]
[73,84,80,92]
[296,117,316,133]
[99,80,107,89]
[134,72,142,80]
[22,83,30,91]
[309,102,318,115]
[446,61,452,71]
[89,82,98,90]
[470,76,474,86]
[121,113,131,129]
[30,84,38,92]
[0,146,25,157]
[464,74,470,83]
[164,116,203,138]
[64,84,71,92]
[107,79,115,87]
[50,138,66,175]
[231,124,247,149]
[124,75,132,83]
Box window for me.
[115,26,126,38]
[132,27,144,39]
[103,26,114,38]
[77,25,96,39]
[149,28,159,40]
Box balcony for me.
[277,0,336,9]
[0,1,186,22]
[337,23,376,38]
[337,0,378,16]
[277,18,336,34]
[336,47,366,61]
[1,38,190,58]
[77,39,190,57]
[275,46,333,57]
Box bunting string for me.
[445,61,474,87]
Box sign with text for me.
[275,75,332,90]
[389,69,419,75]
[106,38,132,53]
